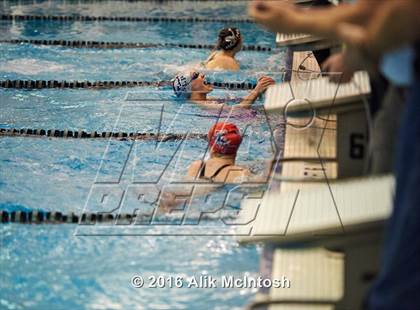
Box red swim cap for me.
[208,122,242,155]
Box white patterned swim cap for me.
[172,73,193,98]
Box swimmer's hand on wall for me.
[255,76,275,94]
[236,76,275,108]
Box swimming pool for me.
[0,1,285,309]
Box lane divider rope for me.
[0,39,271,51]
[0,0,249,3]
[2,0,251,3]
[1,14,253,23]
[0,128,208,141]
[0,210,143,224]
[0,79,256,90]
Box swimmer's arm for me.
[217,167,252,184]
[245,158,278,183]
[218,165,274,184]
[190,99,225,109]
[158,184,220,212]
[224,167,272,184]
[235,89,260,109]
[235,76,275,108]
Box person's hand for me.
[236,76,275,108]
[340,45,378,76]
[249,0,303,34]
[255,76,276,95]
[321,53,355,84]
[336,1,420,61]
[158,191,178,212]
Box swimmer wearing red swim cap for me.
[159,122,277,210]
[208,122,243,155]
[187,122,250,183]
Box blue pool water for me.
[0,45,285,82]
[0,1,285,309]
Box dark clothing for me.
[368,46,420,308]
[313,48,331,66]
[369,74,390,117]
[368,85,405,174]
[198,161,231,182]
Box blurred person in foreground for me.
[249,0,420,308]
[336,2,420,309]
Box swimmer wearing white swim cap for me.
[172,71,275,108]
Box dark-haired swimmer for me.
[159,122,276,210]
[203,28,243,71]
[172,71,275,109]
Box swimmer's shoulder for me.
[202,51,218,66]
[187,160,204,178]
[205,55,240,71]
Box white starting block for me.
[265,71,371,113]
[238,175,394,244]
[239,175,394,309]
[248,248,344,310]
[276,33,339,52]
[276,33,319,46]
[266,71,371,178]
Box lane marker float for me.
[0,39,271,51]
[0,210,140,224]
[0,79,257,90]
[0,128,208,141]
[1,14,253,23]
